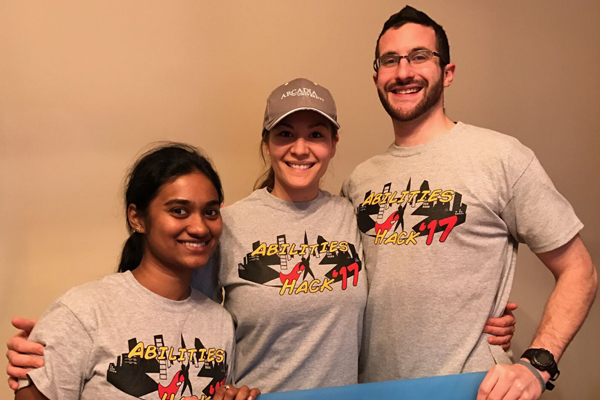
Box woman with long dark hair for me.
[12,143,258,400]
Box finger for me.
[224,385,239,400]
[487,335,511,346]
[501,342,512,351]
[11,318,38,335]
[6,350,44,369]
[6,336,44,356]
[476,368,499,400]
[6,363,31,381]
[249,387,261,400]
[505,302,518,312]
[8,376,19,391]
[212,386,225,400]
[486,373,512,400]
[485,315,516,328]
[214,385,235,400]
[483,324,515,336]
[234,385,251,400]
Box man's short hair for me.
[375,5,450,69]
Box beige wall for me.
[1,0,598,398]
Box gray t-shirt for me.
[20,271,235,400]
[218,188,367,392]
[341,122,583,383]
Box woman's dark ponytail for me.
[118,232,145,272]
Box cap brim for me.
[264,107,340,131]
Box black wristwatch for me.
[521,348,560,391]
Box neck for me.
[392,103,455,147]
[270,184,319,203]
[132,256,192,301]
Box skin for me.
[128,172,222,301]
[376,23,598,400]
[12,172,260,400]
[374,23,455,146]
[265,110,338,202]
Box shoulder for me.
[221,190,262,220]
[57,273,124,309]
[347,152,391,180]
[319,191,354,212]
[459,123,534,160]
[342,152,391,196]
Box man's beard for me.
[377,73,444,122]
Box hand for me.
[212,384,261,400]
[6,317,43,390]
[484,302,517,350]
[477,363,544,400]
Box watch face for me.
[534,351,553,366]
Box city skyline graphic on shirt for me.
[106,334,228,400]
[356,178,467,246]
[237,232,362,296]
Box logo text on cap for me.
[280,88,324,101]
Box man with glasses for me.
[342,6,597,400]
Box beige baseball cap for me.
[263,78,340,131]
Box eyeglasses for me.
[373,49,444,72]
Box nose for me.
[394,57,415,82]
[187,214,209,237]
[290,138,309,157]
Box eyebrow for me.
[276,122,329,129]
[164,199,220,207]
[381,46,431,57]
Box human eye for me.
[170,207,189,217]
[205,208,221,219]
[380,54,399,67]
[276,130,293,138]
[409,50,431,63]
[309,130,325,139]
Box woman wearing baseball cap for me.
[214,78,367,392]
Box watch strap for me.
[516,360,546,393]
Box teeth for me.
[394,88,420,94]
[182,241,207,248]
[287,163,312,170]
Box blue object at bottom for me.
[258,372,487,400]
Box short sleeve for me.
[18,301,93,400]
[500,155,583,253]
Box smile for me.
[286,162,315,170]
[180,241,208,248]
[391,87,421,94]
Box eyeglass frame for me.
[373,49,447,72]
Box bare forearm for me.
[531,238,598,361]
[15,385,49,400]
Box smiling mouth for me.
[286,162,315,170]
[391,87,422,94]
[180,241,208,248]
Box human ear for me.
[331,134,339,158]
[263,140,271,157]
[127,204,145,233]
[443,63,455,88]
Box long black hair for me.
[118,143,224,272]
